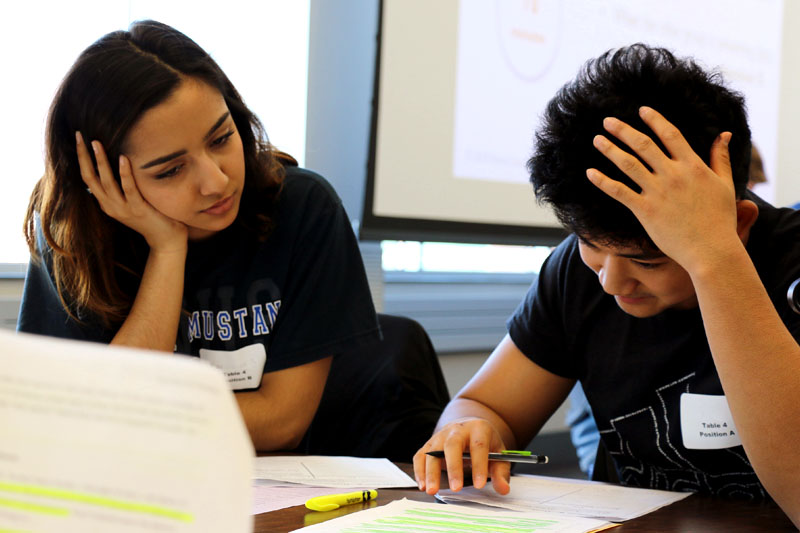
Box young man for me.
[413,44,800,526]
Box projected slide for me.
[367,0,791,242]
[452,0,783,195]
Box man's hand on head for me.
[585,106,741,275]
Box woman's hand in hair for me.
[76,133,188,254]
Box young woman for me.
[18,20,381,452]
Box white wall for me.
[775,0,800,206]
[439,351,569,434]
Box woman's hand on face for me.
[412,418,511,496]
[77,133,188,254]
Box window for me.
[1,0,310,266]
[382,241,551,274]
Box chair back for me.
[296,314,450,461]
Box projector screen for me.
[362,0,787,245]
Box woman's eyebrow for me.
[139,112,231,170]
[202,111,231,141]
[141,149,186,169]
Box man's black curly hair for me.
[528,44,751,247]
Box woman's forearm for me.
[111,246,187,352]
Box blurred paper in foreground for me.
[0,331,254,532]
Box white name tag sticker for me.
[680,392,742,450]
[199,344,266,391]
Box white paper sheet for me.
[252,485,340,515]
[253,455,416,488]
[0,331,254,532]
[438,474,690,522]
[293,498,612,532]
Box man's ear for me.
[735,199,759,244]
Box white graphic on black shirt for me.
[598,372,765,498]
[187,300,281,343]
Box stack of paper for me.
[251,485,344,515]
[250,455,418,516]
[253,455,417,488]
[293,498,614,533]
[437,474,691,522]
[287,468,691,531]
[0,331,254,532]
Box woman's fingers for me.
[78,138,153,227]
[118,154,146,205]
[75,132,101,194]
[71,134,189,252]
[91,140,124,203]
[75,133,126,208]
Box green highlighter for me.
[426,449,549,464]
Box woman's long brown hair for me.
[24,20,295,329]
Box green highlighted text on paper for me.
[0,480,193,523]
[342,507,562,532]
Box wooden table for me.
[253,464,796,532]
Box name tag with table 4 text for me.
[680,392,741,449]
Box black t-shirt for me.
[18,166,380,383]
[508,194,800,498]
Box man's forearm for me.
[691,243,800,525]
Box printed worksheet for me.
[0,331,254,532]
[293,498,613,533]
[438,474,690,521]
[252,485,340,515]
[253,456,416,488]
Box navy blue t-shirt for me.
[18,166,380,379]
[508,193,800,498]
